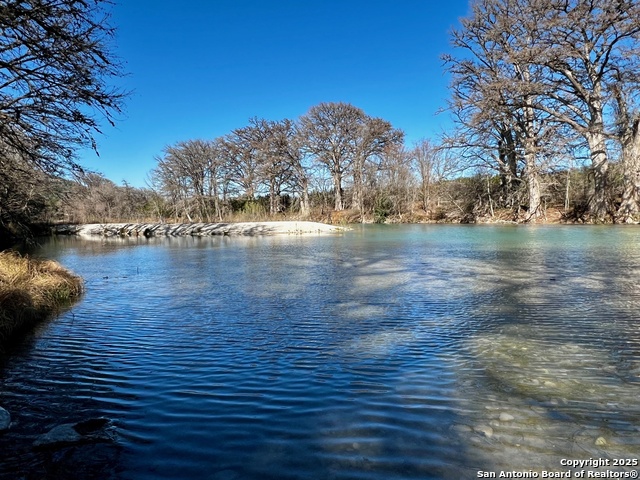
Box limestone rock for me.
[0,406,10,432]
[65,221,347,238]
[33,417,115,450]
[595,436,607,446]
[499,413,515,422]
[474,425,494,438]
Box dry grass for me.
[0,251,83,349]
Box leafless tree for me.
[263,118,311,217]
[0,0,126,174]
[370,144,415,219]
[445,0,556,220]
[298,102,403,213]
[445,0,640,221]
[530,0,640,219]
[150,139,227,222]
[297,102,361,211]
[220,127,262,203]
[0,145,49,236]
[519,0,640,219]
[351,117,404,214]
[410,139,461,215]
[0,0,126,237]
[240,118,305,216]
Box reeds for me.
[0,251,83,348]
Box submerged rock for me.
[474,425,494,438]
[33,417,115,450]
[499,413,515,422]
[0,406,10,431]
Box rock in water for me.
[474,425,494,438]
[73,417,111,435]
[33,417,115,450]
[0,406,10,431]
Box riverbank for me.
[0,251,83,351]
[54,221,348,237]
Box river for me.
[1,225,639,479]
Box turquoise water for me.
[1,225,639,479]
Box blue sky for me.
[81,0,471,187]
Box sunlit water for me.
[1,225,639,479]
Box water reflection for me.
[1,226,639,479]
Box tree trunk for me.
[212,182,222,221]
[352,155,364,213]
[585,131,609,221]
[525,159,541,221]
[269,180,278,216]
[333,172,344,211]
[617,117,640,222]
[498,129,518,208]
[523,100,541,220]
[421,182,430,212]
[300,179,310,217]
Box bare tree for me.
[150,139,227,222]
[525,0,640,219]
[445,0,640,221]
[151,147,195,222]
[351,117,404,214]
[220,127,261,202]
[0,145,49,236]
[410,139,461,214]
[298,102,362,211]
[0,0,126,236]
[371,144,415,220]
[298,102,403,213]
[261,118,311,217]
[444,0,554,220]
[0,0,126,173]
[238,118,301,216]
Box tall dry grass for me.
[0,251,83,349]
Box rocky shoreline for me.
[53,221,347,238]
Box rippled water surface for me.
[1,225,640,479]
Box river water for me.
[1,225,639,479]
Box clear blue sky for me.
[80,0,471,188]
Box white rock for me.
[70,221,347,238]
[595,436,607,446]
[474,425,494,438]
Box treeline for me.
[4,110,617,229]
[148,102,405,222]
[137,98,637,225]
[3,100,636,232]
[3,0,640,241]
[0,160,159,234]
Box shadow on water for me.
[1,225,639,478]
[328,224,640,474]
[440,226,640,474]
